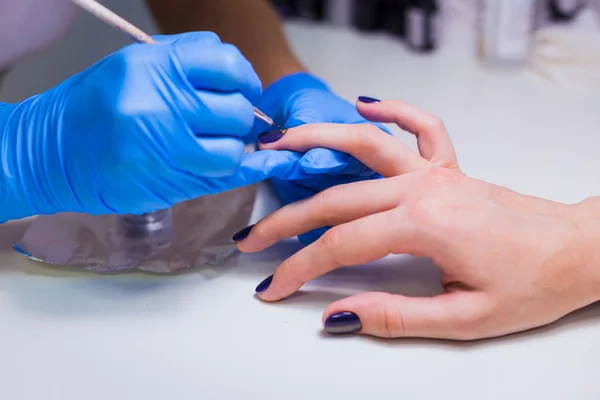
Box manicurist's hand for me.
[0,32,300,222]
[251,73,390,245]
[234,98,600,340]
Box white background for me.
[1,1,600,399]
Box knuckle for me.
[423,114,446,134]
[204,31,222,43]
[349,124,381,151]
[119,43,160,66]
[220,44,245,77]
[190,31,221,44]
[320,227,343,255]
[381,295,406,338]
[256,213,284,241]
[420,166,461,188]
[278,256,299,283]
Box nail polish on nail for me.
[255,275,273,293]
[258,130,284,144]
[232,224,254,242]
[358,96,380,104]
[324,312,362,335]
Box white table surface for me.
[2,3,600,399]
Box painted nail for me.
[358,96,380,104]
[255,275,273,293]
[258,130,284,144]
[324,312,362,335]
[232,224,254,241]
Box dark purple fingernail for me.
[325,312,362,335]
[255,275,273,293]
[232,224,254,241]
[258,130,284,144]
[358,96,380,104]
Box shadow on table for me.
[229,239,444,299]
[3,226,600,345]
[229,239,600,348]
[0,220,203,316]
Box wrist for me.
[570,197,600,300]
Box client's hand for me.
[234,99,600,340]
[251,73,388,245]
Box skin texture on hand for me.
[234,99,600,341]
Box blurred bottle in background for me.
[326,0,356,27]
[477,0,538,65]
[269,0,599,60]
[405,0,440,52]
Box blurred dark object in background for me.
[269,0,596,57]
[272,0,326,20]
[326,0,355,26]
[271,0,297,17]
[405,0,439,52]
[549,0,586,21]
[353,0,385,31]
[272,0,440,54]
[294,0,326,20]
[381,0,408,38]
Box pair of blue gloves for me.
[0,32,381,243]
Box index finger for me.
[258,123,430,177]
[256,209,417,302]
[356,99,458,168]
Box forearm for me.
[145,0,306,86]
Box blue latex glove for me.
[0,32,309,223]
[251,72,386,244]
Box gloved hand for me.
[0,32,306,223]
[251,72,387,244]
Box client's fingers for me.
[258,123,430,177]
[356,99,458,168]
[256,210,415,302]
[322,291,486,340]
[236,176,410,253]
